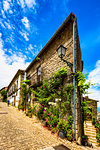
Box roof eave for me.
[25,12,76,72]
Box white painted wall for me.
[15,75,20,107]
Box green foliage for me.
[67,129,72,141]
[57,120,67,132]
[20,80,31,109]
[27,103,32,113]
[81,135,88,140]
[36,57,40,61]
[32,105,36,115]
[35,105,44,120]
[92,118,96,124]
[32,68,73,117]
[81,101,92,120]
[18,104,23,110]
[90,118,100,144]
[96,132,100,143]
[75,71,91,95]
[57,115,73,138]
[68,115,73,125]
[0,90,7,102]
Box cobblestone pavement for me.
[0,102,100,150]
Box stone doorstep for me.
[39,147,55,150]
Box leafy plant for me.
[75,71,92,95]
[57,120,68,135]
[67,129,73,141]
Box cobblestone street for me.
[0,102,100,150]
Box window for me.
[37,66,41,82]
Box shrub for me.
[68,115,73,125]
[92,118,96,125]
[57,120,68,136]
[32,105,36,115]
[18,104,23,110]
[96,132,100,144]
[36,106,44,120]
[67,129,73,141]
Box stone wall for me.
[83,96,98,120]
[26,13,82,143]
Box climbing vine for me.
[20,79,31,110]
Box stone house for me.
[7,69,24,107]
[25,12,83,143]
[0,87,8,102]
[83,96,98,120]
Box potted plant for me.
[67,129,73,141]
[81,135,88,145]
[57,120,67,138]
[96,132,100,145]
[92,118,95,125]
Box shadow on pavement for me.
[53,144,71,150]
[0,112,8,114]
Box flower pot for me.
[67,136,72,141]
[58,130,66,139]
[28,113,32,118]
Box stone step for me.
[84,129,96,132]
[84,133,96,137]
[84,126,96,130]
[84,124,96,128]
[88,139,97,144]
[84,121,98,145]
[87,136,97,142]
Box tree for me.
[0,90,7,102]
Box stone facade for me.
[0,87,8,102]
[25,13,83,143]
[83,96,98,120]
[7,69,24,107]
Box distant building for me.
[7,69,24,107]
[0,87,8,102]
[83,96,98,120]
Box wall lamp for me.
[56,45,73,71]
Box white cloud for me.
[86,60,100,107]
[19,31,29,41]
[4,22,11,29]
[85,88,100,107]
[17,0,36,9]
[0,36,30,89]
[3,0,10,11]
[87,60,100,86]
[25,0,36,8]
[1,10,6,18]
[17,0,25,8]
[21,17,30,29]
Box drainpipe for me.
[73,16,76,140]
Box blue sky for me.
[0,0,100,106]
